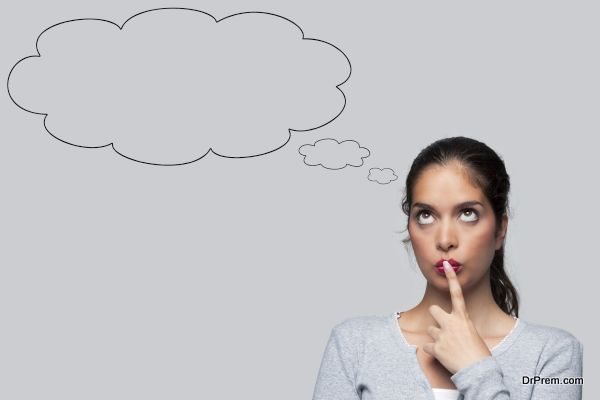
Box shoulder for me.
[522,320,583,348]
[333,313,387,331]
[329,313,389,342]
[520,320,583,364]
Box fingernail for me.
[443,261,451,270]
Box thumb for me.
[422,342,435,356]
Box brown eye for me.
[415,210,433,225]
[460,208,479,222]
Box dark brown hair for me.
[399,136,519,317]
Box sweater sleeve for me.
[529,334,583,399]
[450,355,511,399]
[450,333,583,400]
[312,325,361,400]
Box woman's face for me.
[408,162,507,288]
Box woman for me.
[312,137,583,400]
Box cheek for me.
[408,226,429,260]
[465,225,498,253]
[408,223,424,247]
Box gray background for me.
[2,1,596,398]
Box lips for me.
[435,258,461,268]
[435,258,462,275]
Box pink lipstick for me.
[435,258,462,275]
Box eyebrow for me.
[411,200,484,212]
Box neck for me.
[408,270,507,337]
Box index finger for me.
[443,261,467,314]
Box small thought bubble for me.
[368,168,398,184]
[8,8,352,166]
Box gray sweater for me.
[312,311,583,400]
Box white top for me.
[431,387,460,400]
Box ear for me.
[495,214,508,251]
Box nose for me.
[436,218,457,252]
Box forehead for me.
[412,163,486,206]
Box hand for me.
[421,261,492,375]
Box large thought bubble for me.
[8,8,352,165]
